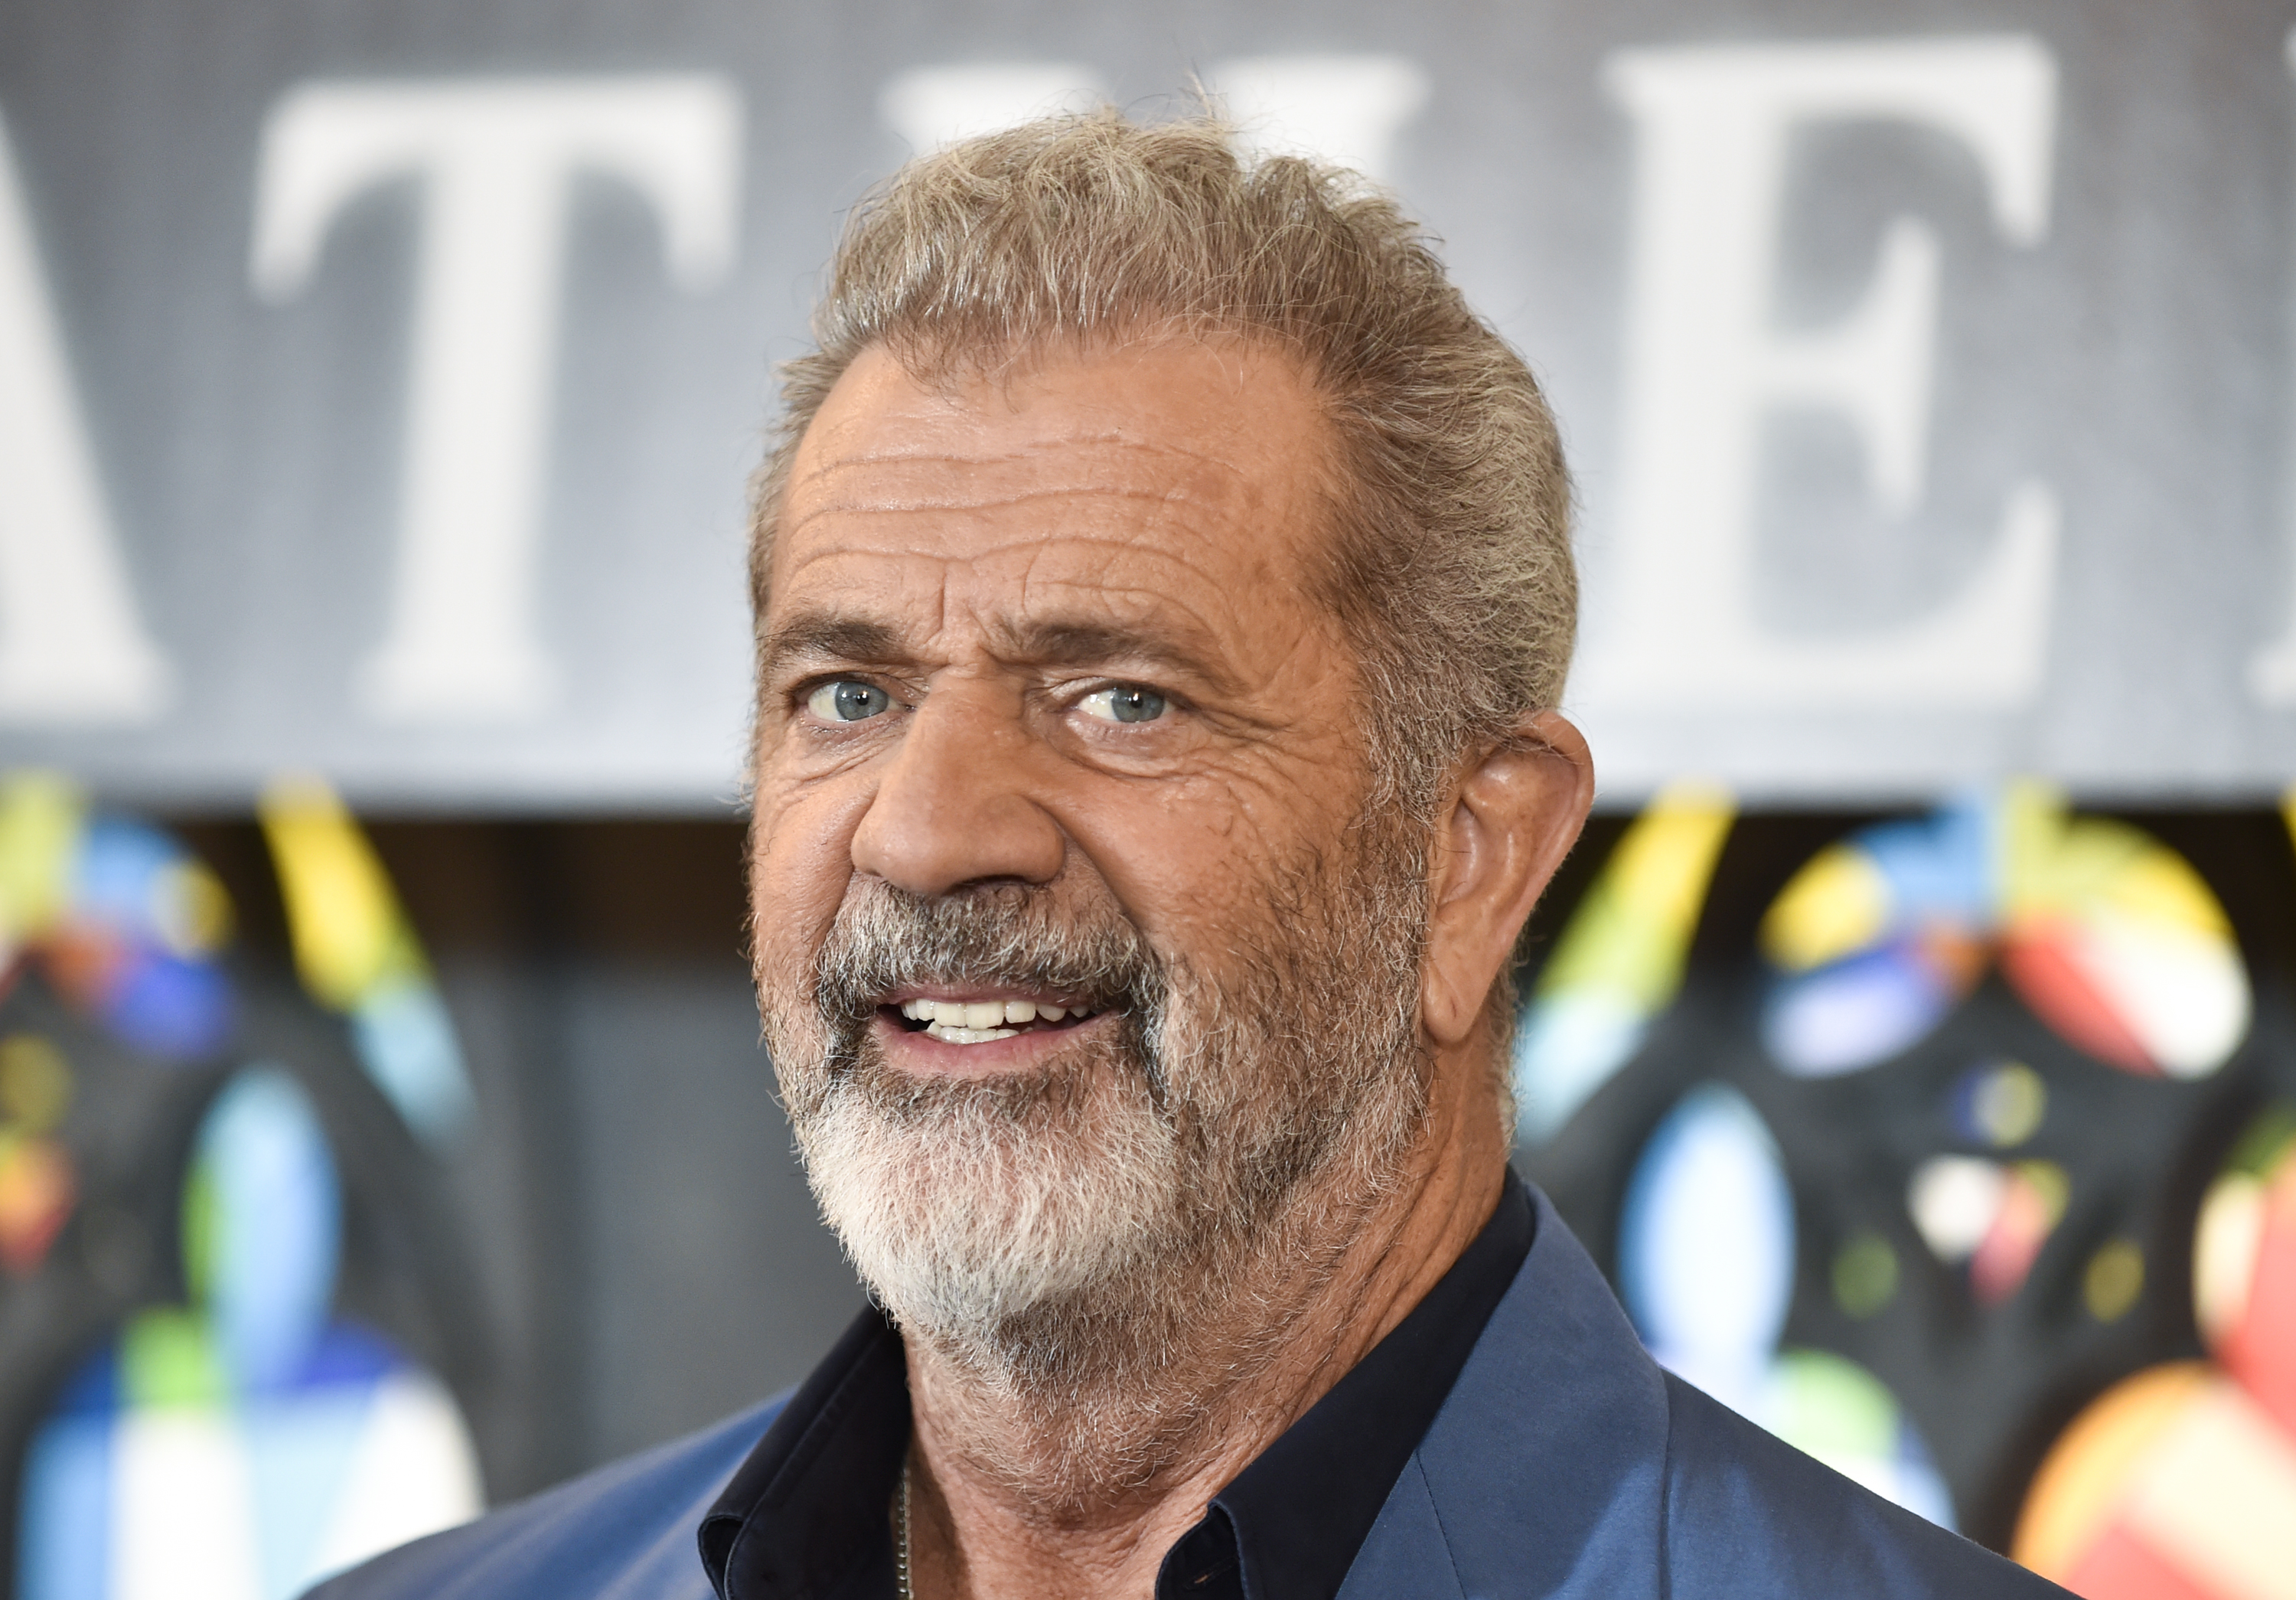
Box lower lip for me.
[870,1010,1108,1075]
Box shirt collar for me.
[698,1308,908,1600]
[699,1170,1535,1600]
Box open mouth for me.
[885,997,1103,1046]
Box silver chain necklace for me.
[895,1458,915,1600]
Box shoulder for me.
[302,1396,788,1600]
[1656,1373,2069,1599]
[1391,1186,2072,1600]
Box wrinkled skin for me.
[748,335,1594,1599]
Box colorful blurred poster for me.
[18,1070,481,1600]
[1760,785,2247,1082]
[1518,785,2296,1574]
[0,772,488,1598]
[1618,1082,1955,1527]
[1513,782,1733,1142]
[2014,1110,2296,1600]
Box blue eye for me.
[807,681,892,722]
[1080,684,1167,724]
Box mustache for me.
[812,879,1169,1037]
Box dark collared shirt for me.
[696,1171,1536,1600]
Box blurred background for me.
[2,1,2294,1595]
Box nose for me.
[849,684,1066,896]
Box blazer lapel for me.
[1342,1187,1671,1600]
[1333,1456,1467,1600]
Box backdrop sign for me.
[2,0,2294,808]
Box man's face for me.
[748,337,1432,1360]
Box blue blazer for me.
[311,1187,2066,1598]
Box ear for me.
[1421,711,1596,1047]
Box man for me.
[318,111,2066,1599]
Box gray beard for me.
[758,841,1432,1494]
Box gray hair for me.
[751,106,1576,814]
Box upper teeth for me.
[897,998,1075,1027]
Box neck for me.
[899,1059,1508,1600]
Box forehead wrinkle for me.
[783,459,1267,538]
[778,526,1291,612]
[802,420,1274,474]
[779,484,1243,553]
[772,344,1342,693]
[791,429,1273,509]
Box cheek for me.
[1078,767,1352,948]
[749,786,867,984]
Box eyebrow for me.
[757,609,1242,696]
[992,618,1242,695]
[757,614,909,682]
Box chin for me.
[794,1044,1188,1346]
